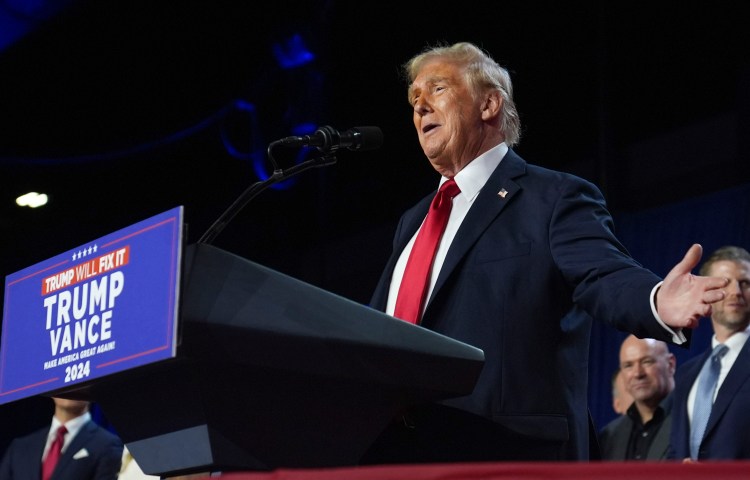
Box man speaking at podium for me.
[363,42,727,463]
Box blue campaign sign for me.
[0,206,183,404]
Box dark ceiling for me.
[0,0,748,305]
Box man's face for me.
[53,397,89,415]
[619,337,675,405]
[409,60,486,173]
[707,259,750,333]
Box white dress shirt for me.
[386,143,508,317]
[42,411,91,460]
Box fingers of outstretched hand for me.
[678,243,703,273]
[696,273,728,309]
[704,274,730,290]
[671,243,703,277]
[676,277,724,327]
[702,285,726,304]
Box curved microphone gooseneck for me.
[197,125,383,245]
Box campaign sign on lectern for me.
[0,206,183,404]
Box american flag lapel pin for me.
[498,188,508,198]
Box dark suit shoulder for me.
[5,424,48,449]
[507,149,601,189]
[82,420,121,441]
[0,426,47,480]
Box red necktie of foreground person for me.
[42,424,67,480]
[394,178,461,324]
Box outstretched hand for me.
[656,244,728,329]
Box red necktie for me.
[394,179,460,324]
[42,424,67,480]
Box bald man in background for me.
[598,335,676,460]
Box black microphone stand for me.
[197,140,337,245]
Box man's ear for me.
[481,90,502,120]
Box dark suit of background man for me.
[598,335,675,460]
[362,41,727,463]
[670,245,750,461]
[0,397,123,480]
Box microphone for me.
[198,124,384,245]
[278,125,383,152]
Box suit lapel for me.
[611,419,630,459]
[671,351,708,456]
[649,422,671,459]
[28,428,48,479]
[424,150,526,317]
[676,350,708,405]
[369,194,432,310]
[53,420,94,477]
[706,339,750,435]
[648,395,673,459]
[373,149,526,315]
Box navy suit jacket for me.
[0,419,123,480]
[669,338,750,460]
[371,149,674,460]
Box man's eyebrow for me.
[410,76,448,93]
[425,75,448,84]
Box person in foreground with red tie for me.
[0,397,122,480]
[668,245,750,461]
[362,41,729,463]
